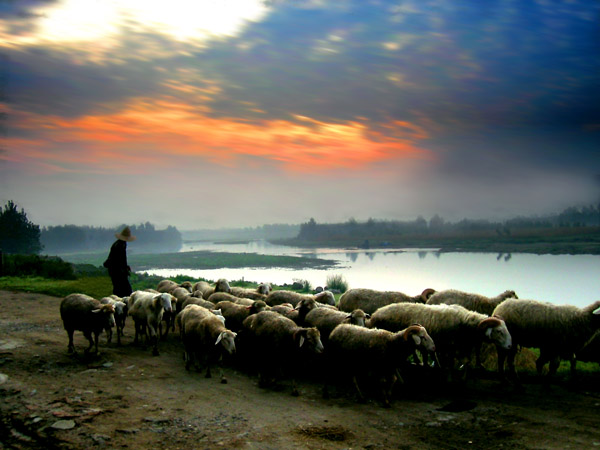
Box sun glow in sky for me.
[1,0,599,229]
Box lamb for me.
[325,324,435,406]
[338,288,436,315]
[193,278,232,299]
[240,310,324,396]
[426,289,518,315]
[128,291,174,356]
[368,303,512,378]
[304,307,369,344]
[265,290,336,307]
[179,304,237,383]
[213,300,268,332]
[492,299,600,380]
[100,295,128,345]
[60,293,115,355]
[230,283,272,300]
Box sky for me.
[1,0,599,231]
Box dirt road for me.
[1,290,599,449]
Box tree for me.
[0,200,43,254]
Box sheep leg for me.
[83,330,94,354]
[105,326,112,344]
[351,375,366,403]
[535,354,549,376]
[66,329,76,354]
[548,356,561,377]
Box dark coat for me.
[103,239,132,296]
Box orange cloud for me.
[5,99,435,175]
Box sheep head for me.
[215,278,232,294]
[153,293,173,313]
[349,309,367,327]
[215,330,236,354]
[403,324,436,353]
[257,283,272,296]
[293,327,324,354]
[92,304,116,327]
[478,316,512,350]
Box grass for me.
[326,273,349,293]
[57,250,339,270]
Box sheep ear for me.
[485,327,493,339]
[593,306,600,315]
[298,335,305,348]
[412,334,421,346]
[215,332,224,345]
[92,308,101,313]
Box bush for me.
[326,273,348,293]
[2,254,76,280]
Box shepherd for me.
[103,226,136,297]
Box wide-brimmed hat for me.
[115,226,136,242]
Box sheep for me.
[206,291,247,305]
[492,299,600,380]
[426,289,518,367]
[426,289,518,315]
[368,303,511,380]
[179,304,237,383]
[100,295,128,345]
[266,298,320,326]
[60,293,115,355]
[240,310,324,396]
[179,295,216,312]
[304,307,369,344]
[338,288,436,315]
[230,283,272,300]
[324,324,435,406]
[213,300,268,332]
[265,290,336,307]
[128,291,174,356]
[193,278,232,299]
[175,304,223,337]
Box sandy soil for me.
[1,290,599,450]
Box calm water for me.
[146,240,600,308]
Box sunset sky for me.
[1,0,599,230]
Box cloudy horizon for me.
[2,0,599,231]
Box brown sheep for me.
[338,288,435,315]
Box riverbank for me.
[276,227,600,255]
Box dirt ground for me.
[1,290,599,450]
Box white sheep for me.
[426,289,518,367]
[179,304,237,383]
[265,290,335,307]
[240,310,324,396]
[325,324,435,406]
[60,293,115,355]
[368,303,512,379]
[492,299,600,380]
[426,289,518,315]
[128,291,174,356]
[338,288,436,315]
[100,295,128,345]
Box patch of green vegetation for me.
[59,250,339,270]
[326,273,349,293]
[0,276,113,299]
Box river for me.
[145,240,600,308]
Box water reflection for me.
[152,240,600,307]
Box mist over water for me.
[145,241,600,308]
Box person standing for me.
[103,226,136,297]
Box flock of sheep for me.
[59,280,600,406]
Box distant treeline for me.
[41,222,182,254]
[291,204,600,248]
[182,223,300,242]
